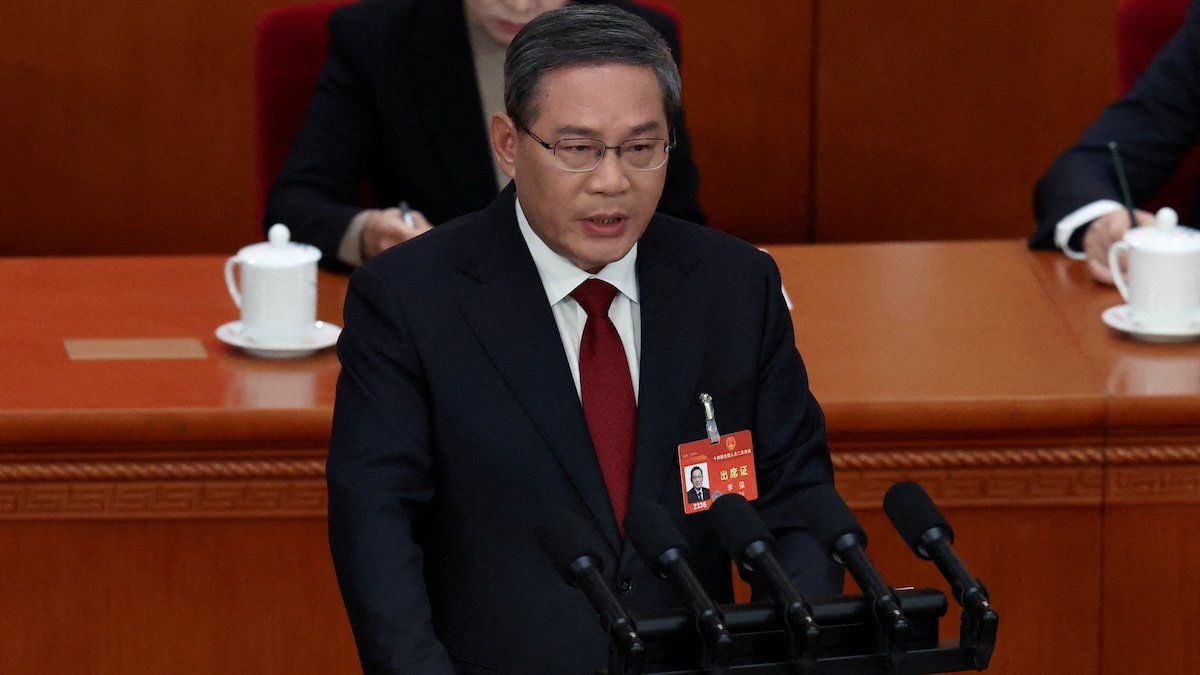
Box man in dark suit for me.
[327,6,839,672]
[266,0,705,270]
[1032,0,1200,283]
[686,466,710,503]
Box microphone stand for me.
[739,541,819,669]
[835,537,908,670]
[924,535,998,669]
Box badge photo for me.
[683,462,712,508]
[678,430,758,514]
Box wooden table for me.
[0,257,351,672]
[1,243,1196,673]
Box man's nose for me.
[584,149,631,194]
[505,0,535,13]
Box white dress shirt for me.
[1054,199,1125,260]
[516,199,641,402]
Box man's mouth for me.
[580,214,629,236]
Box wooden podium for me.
[1,242,1198,673]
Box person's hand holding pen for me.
[361,200,433,259]
[1086,142,1158,285]
[1082,208,1155,285]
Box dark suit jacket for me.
[686,486,711,503]
[327,185,839,673]
[266,0,706,269]
[1032,0,1200,249]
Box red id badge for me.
[678,430,758,514]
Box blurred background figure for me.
[265,0,705,269]
[1032,0,1200,284]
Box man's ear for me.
[490,113,518,181]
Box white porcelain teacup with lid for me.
[1109,207,1200,328]
[224,224,321,344]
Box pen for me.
[399,201,416,229]
[1107,142,1139,230]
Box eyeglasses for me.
[521,126,673,172]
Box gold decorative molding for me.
[0,457,327,519]
[0,459,325,482]
[833,446,1103,470]
[2,442,1197,518]
[1107,466,1200,504]
[838,466,1103,509]
[0,480,326,520]
[1107,445,1200,466]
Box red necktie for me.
[571,279,637,533]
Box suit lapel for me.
[628,220,708,516]
[455,190,621,553]
[404,1,498,210]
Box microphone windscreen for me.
[883,481,954,558]
[795,485,867,555]
[708,494,774,559]
[625,500,691,567]
[537,508,602,585]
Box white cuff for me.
[1054,200,1124,260]
[337,209,376,268]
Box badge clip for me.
[700,393,721,444]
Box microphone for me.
[883,481,992,615]
[625,501,733,666]
[537,510,643,660]
[707,494,819,656]
[796,485,908,661]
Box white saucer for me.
[1101,305,1200,344]
[215,320,341,359]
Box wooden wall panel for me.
[813,0,1120,243]
[1102,466,1200,673]
[0,1,1130,253]
[858,506,1102,674]
[672,0,814,243]
[0,0,311,257]
[0,520,357,674]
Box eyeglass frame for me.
[519,124,675,173]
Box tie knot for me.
[570,278,619,318]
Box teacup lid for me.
[236,224,321,267]
[1123,207,1200,252]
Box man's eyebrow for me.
[556,125,599,137]
[554,121,665,137]
[628,121,663,136]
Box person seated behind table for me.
[265,0,706,270]
[1030,0,1200,283]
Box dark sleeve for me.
[265,9,374,268]
[747,252,843,597]
[1031,6,1200,249]
[326,265,454,674]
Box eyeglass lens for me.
[553,139,669,171]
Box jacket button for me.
[617,577,633,593]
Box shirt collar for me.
[516,198,639,306]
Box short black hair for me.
[504,4,682,129]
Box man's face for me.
[491,64,669,273]
[464,0,567,45]
[691,469,703,488]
